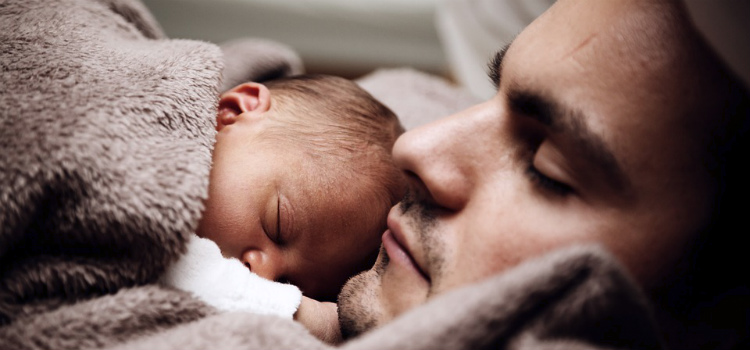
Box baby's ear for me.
[216,82,271,129]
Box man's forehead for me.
[528,0,687,63]
[513,1,696,110]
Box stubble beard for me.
[337,189,444,339]
[338,246,390,339]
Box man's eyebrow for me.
[507,88,632,194]
[488,41,512,89]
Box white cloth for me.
[161,235,302,318]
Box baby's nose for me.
[241,249,281,282]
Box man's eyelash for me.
[487,42,511,89]
[488,54,502,89]
[526,165,572,196]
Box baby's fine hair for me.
[262,74,403,152]
[261,74,406,212]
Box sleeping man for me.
[332,0,749,349]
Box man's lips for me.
[382,215,429,282]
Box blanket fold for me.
[219,38,305,92]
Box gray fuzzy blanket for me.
[0,0,663,349]
[1,0,219,324]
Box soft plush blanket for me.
[1,0,218,325]
[0,0,663,349]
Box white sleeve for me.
[161,235,302,319]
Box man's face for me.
[339,0,717,336]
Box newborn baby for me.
[161,74,405,342]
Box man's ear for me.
[216,82,271,130]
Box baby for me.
[161,74,405,342]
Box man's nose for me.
[392,103,491,211]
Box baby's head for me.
[198,74,405,301]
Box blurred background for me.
[143,0,750,100]
[142,0,447,79]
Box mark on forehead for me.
[563,33,598,60]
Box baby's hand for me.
[294,296,342,344]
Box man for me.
[339,0,749,349]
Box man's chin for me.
[337,253,389,339]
